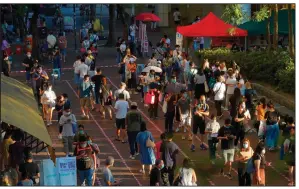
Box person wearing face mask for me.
[30,60,39,94]
[233,102,249,149]
[73,124,88,145]
[283,126,295,186]
[191,95,209,151]
[41,84,57,126]
[74,135,96,186]
[22,52,35,83]
[194,69,207,100]
[252,142,271,186]
[144,70,156,95]
[235,138,253,186]
[217,118,237,180]
[205,114,220,165]
[58,105,77,156]
[175,90,192,140]
[33,66,49,106]
[150,159,164,186]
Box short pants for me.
[116,118,126,129]
[179,114,191,127]
[80,97,91,108]
[222,149,235,163]
[193,118,205,135]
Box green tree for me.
[288,4,294,59]
[273,4,279,50]
[222,4,247,26]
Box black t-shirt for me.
[160,141,179,168]
[235,110,245,130]
[229,96,241,118]
[23,57,34,71]
[91,74,104,89]
[265,110,280,125]
[19,162,40,178]
[150,167,162,186]
[252,154,266,169]
[218,126,236,150]
[116,42,121,52]
[166,95,176,113]
[213,69,221,79]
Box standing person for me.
[155,133,166,160]
[30,60,39,95]
[126,102,143,159]
[2,53,11,77]
[150,10,157,31]
[0,130,14,171]
[78,75,93,119]
[127,58,138,94]
[164,93,176,133]
[119,46,128,82]
[217,118,237,180]
[33,66,49,106]
[18,152,40,185]
[136,122,156,174]
[213,76,226,119]
[175,90,192,140]
[55,95,65,124]
[148,87,160,119]
[205,114,220,165]
[283,126,295,186]
[85,50,95,72]
[187,62,197,98]
[160,133,179,185]
[53,51,61,79]
[233,102,248,149]
[73,55,82,85]
[58,32,67,63]
[173,8,181,26]
[73,124,88,144]
[86,136,100,186]
[74,135,96,186]
[91,68,105,106]
[229,88,242,119]
[115,37,122,64]
[8,131,25,185]
[174,158,197,186]
[114,93,129,143]
[191,95,209,151]
[22,52,34,83]
[114,82,130,101]
[58,106,77,156]
[77,58,89,85]
[264,101,280,151]
[41,84,56,126]
[82,36,90,52]
[252,142,271,186]
[255,97,267,139]
[46,31,57,59]
[150,159,164,186]
[129,22,138,43]
[225,69,237,110]
[194,69,206,100]
[102,156,121,186]
[235,138,254,186]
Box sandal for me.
[122,141,128,144]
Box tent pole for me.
[245,36,247,51]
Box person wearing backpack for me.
[283,126,295,186]
[235,138,253,186]
[74,135,96,186]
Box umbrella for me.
[136,13,161,22]
[142,66,162,73]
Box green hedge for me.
[196,48,295,94]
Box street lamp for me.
[73,4,77,51]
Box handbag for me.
[146,132,155,148]
[162,100,167,113]
[204,81,209,93]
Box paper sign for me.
[57,157,76,173]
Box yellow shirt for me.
[2,138,14,160]
[256,104,266,121]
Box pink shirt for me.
[155,141,163,159]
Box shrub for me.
[196,48,295,94]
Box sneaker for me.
[139,169,145,174]
[81,114,86,118]
[129,155,135,160]
[225,173,233,180]
[175,128,180,133]
[190,144,195,152]
[129,91,132,94]
[86,115,90,119]
[220,169,224,176]
[135,152,139,156]
[223,108,228,111]
[182,136,186,140]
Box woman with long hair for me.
[122,48,137,83]
[265,101,280,151]
[255,97,267,140]
[127,58,138,94]
[194,69,206,100]
[136,122,156,174]
[174,158,197,186]
[41,83,56,126]
[229,88,242,119]
[233,102,249,148]
[235,138,254,186]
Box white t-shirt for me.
[41,90,56,105]
[114,100,129,119]
[213,82,226,101]
[206,120,221,140]
[173,11,181,21]
[114,89,130,101]
[73,60,81,73]
[120,44,126,53]
[59,113,77,137]
[179,168,195,186]
[77,63,89,78]
[226,77,237,94]
[129,25,138,36]
[47,35,56,48]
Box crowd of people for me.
[0,16,295,187]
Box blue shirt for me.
[17,180,34,186]
[103,167,115,186]
[79,81,93,98]
[53,55,61,69]
[114,100,129,119]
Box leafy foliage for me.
[253,5,271,21]
[196,48,295,93]
[222,4,250,25]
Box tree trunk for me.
[90,4,96,23]
[106,4,116,47]
[118,5,128,41]
[266,6,272,51]
[30,5,39,58]
[288,4,294,59]
[272,4,279,50]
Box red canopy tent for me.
[177,12,248,37]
